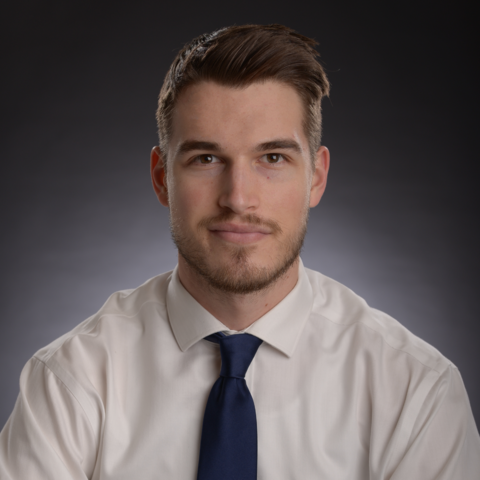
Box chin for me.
[183,248,298,295]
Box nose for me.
[218,159,259,215]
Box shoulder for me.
[34,270,174,366]
[14,270,175,433]
[304,267,452,376]
[302,267,469,457]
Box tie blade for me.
[197,333,262,480]
[197,378,258,480]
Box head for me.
[151,24,330,295]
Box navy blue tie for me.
[197,332,263,480]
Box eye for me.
[262,153,285,164]
[193,154,221,164]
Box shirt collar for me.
[166,258,313,358]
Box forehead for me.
[169,80,308,156]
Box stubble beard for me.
[170,209,309,295]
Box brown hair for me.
[156,24,330,161]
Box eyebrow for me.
[175,138,303,156]
[177,140,221,155]
[255,139,302,154]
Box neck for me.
[177,256,300,331]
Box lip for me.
[208,222,272,234]
[208,222,271,244]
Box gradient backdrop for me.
[1,1,479,430]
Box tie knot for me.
[206,333,263,379]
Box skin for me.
[151,80,329,331]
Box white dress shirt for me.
[1,260,479,479]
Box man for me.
[0,24,479,480]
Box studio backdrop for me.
[1,0,478,429]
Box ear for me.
[150,146,169,207]
[309,146,330,208]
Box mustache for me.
[198,211,283,235]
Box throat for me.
[177,254,300,330]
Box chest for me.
[91,341,371,479]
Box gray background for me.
[1,0,479,430]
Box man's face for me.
[152,80,329,294]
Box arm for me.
[0,357,98,480]
[390,365,480,479]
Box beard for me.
[170,209,308,295]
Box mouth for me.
[208,222,271,245]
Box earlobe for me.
[150,146,169,207]
[309,146,330,208]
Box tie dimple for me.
[219,334,262,379]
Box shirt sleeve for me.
[0,356,98,480]
[389,364,480,480]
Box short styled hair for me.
[156,24,330,160]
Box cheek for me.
[169,176,217,221]
[263,178,310,222]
